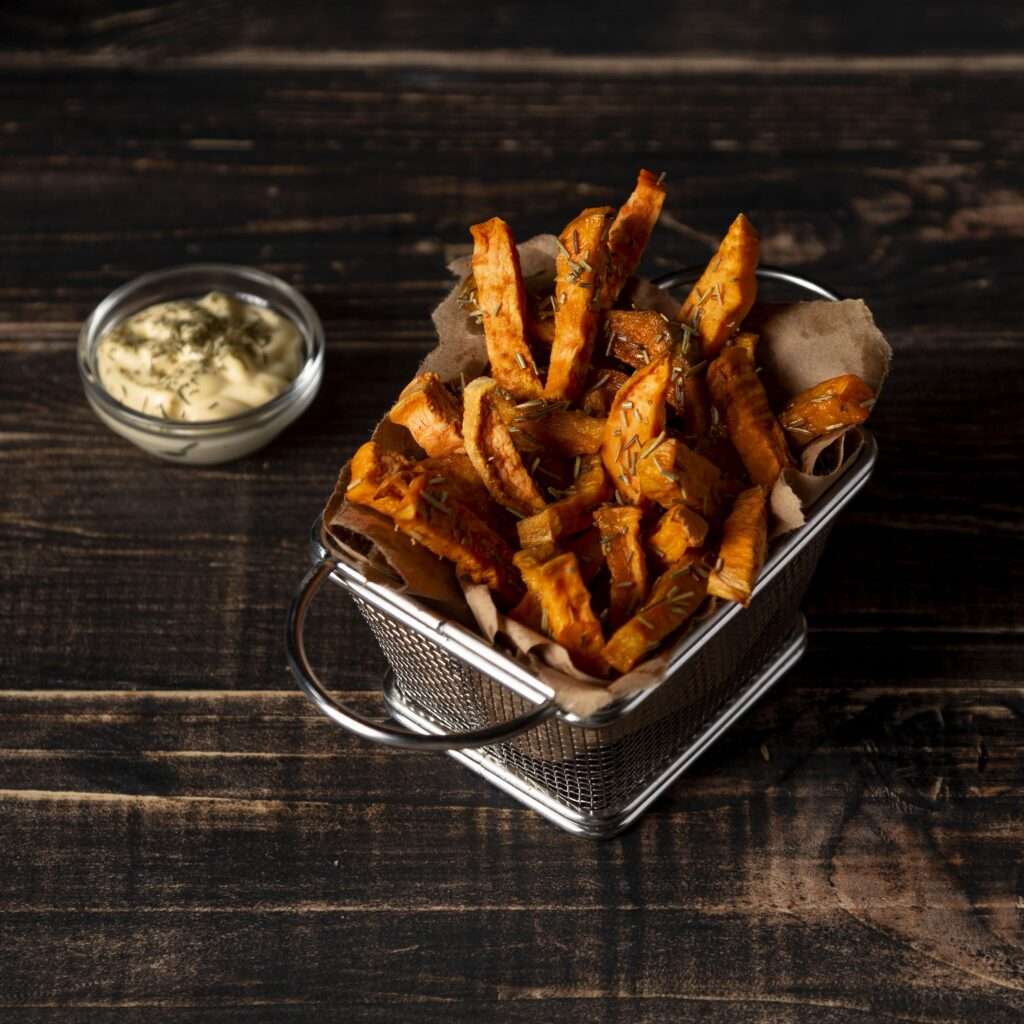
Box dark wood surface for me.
[2,5,1023,1020]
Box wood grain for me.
[4,1,1024,60]
[1,13,1022,1022]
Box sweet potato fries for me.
[343,171,877,677]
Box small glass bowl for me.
[78,264,325,465]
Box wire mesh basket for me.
[286,268,877,837]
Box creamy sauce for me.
[96,291,303,422]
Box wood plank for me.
[2,784,1020,1022]
[4,677,1017,1017]
[0,70,1023,330]
[12,51,1024,76]
[4,1,1023,61]
[1,661,1022,802]
[4,903,1020,1023]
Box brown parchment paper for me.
[323,236,892,716]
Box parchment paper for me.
[323,236,892,715]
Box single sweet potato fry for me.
[386,372,464,457]
[603,558,708,674]
[601,169,667,304]
[647,504,709,567]
[707,485,768,607]
[517,455,611,548]
[470,218,544,400]
[345,441,413,513]
[462,377,546,517]
[779,373,875,446]
[545,206,614,401]
[594,505,648,631]
[636,438,723,517]
[678,213,759,359]
[707,346,794,487]
[601,354,672,503]
[514,551,607,676]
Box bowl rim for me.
[78,262,325,437]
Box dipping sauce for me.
[96,291,304,421]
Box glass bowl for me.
[78,264,325,465]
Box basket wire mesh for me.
[355,529,828,832]
[293,435,874,837]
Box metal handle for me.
[286,560,557,751]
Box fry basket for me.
[286,268,877,837]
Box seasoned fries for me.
[604,559,709,674]
[515,528,605,585]
[707,485,768,606]
[594,506,648,631]
[678,213,760,358]
[604,310,710,432]
[463,377,547,517]
[345,441,414,514]
[516,454,611,548]
[601,169,667,305]
[418,451,494,512]
[648,504,709,567]
[545,206,614,402]
[509,532,604,632]
[707,346,794,487]
[495,397,606,456]
[603,310,675,368]
[779,373,875,446]
[601,354,672,504]
[514,550,607,676]
[636,437,722,517]
[387,372,464,457]
[470,218,544,399]
[334,172,880,681]
[346,443,522,604]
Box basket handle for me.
[286,560,557,751]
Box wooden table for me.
[3,6,1022,1020]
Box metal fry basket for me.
[286,269,877,838]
